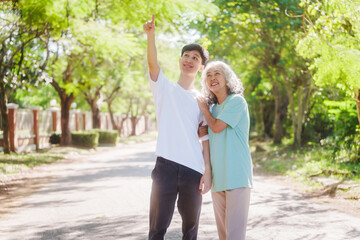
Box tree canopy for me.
[0,0,359,161]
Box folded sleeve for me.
[217,96,246,129]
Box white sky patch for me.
[157,29,201,48]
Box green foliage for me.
[93,129,118,145]
[321,126,360,163]
[297,0,360,91]
[71,131,99,148]
[2,0,359,153]
[302,87,358,141]
[13,84,58,108]
[0,0,66,90]
[193,0,308,144]
[253,140,360,181]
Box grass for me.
[252,140,360,179]
[0,152,63,176]
[117,131,157,144]
[0,131,158,178]
[251,139,360,199]
[0,147,86,177]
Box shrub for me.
[49,133,61,144]
[93,129,119,145]
[71,131,99,148]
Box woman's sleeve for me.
[217,96,246,129]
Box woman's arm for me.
[197,97,228,133]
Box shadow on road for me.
[7,213,217,240]
[1,142,360,240]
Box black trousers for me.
[149,157,203,240]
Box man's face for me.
[179,50,204,74]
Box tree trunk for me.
[119,117,127,136]
[144,115,149,132]
[60,94,74,146]
[52,79,74,146]
[104,86,121,131]
[295,84,304,147]
[106,100,117,130]
[83,87,102,129]
[282,67,314,147]
[273,82,282,144]
[356,89,360,126]
[258,100,265,137]
[0,83,10,153]
[283,73,297,146]
[296,80,314,146]
[130,116,137,136]
[254,98,266,138]
[91,101,101,129]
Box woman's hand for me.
[199,169,212,195]
[197,96,209,113]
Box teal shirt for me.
[209,94,253,192]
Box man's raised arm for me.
[143,14,160,82]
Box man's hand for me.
[198,124,208,138]
[199,169,212,195]
[143,14,155,35]
[144,14,160,81]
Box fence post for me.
[49,107,60,132]
[31,106,41,150]
[106,115,109,130]
[82,112,86,130]
[7,103,18,152]
[75,111,79,131]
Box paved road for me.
[0,141,359,240]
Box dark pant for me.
[149,157,203,240]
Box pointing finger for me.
[151,14,155,24]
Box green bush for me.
[71,131,99,148]
[49,133,61,144]
[93,129,119,145]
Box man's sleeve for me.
[217,96,246,129]
[149,69,169,102]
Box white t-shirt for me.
[150,69,206,174]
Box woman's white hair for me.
[201,61,244,104]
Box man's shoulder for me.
[151,69,174,88]
[192,89,202,97]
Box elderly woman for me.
[197,61,253,240]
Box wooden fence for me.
[0,104,155,152]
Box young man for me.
[143,15,212,240]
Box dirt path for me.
[0,141,359,240]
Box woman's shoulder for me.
[228,94,246,104]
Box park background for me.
[0,0,359,200]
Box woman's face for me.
[205,66,227,94]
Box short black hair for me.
[181,43,209,66]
